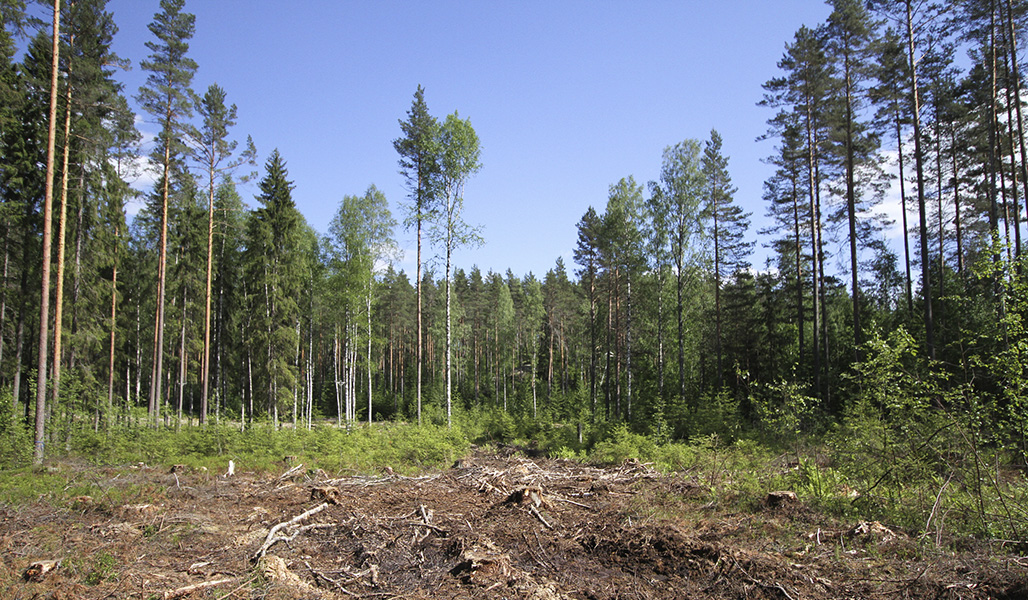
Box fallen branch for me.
[278,463,304,481]
[529,504,553,530]
[552,496,593,510]
[252,502,329,561]
[162,577,235,599]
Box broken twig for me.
[529,504,553,530]
[252,502,329,561]
[162,577,235,599]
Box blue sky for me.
[104,0,836,279]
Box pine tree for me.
[824,0,883,351]
[136,0,196,425]
[870,28,916,312]
[56,0,137,432]
[189,83,254,425]
[868,0,949,360]
[211,179,246,422]
[573,207,602,422]
[601,177,644,420]
[393,85,440,425]
[33,0,61,463]
[761,119,809,373]
[761,24,833,399]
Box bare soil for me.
[2,449,1026,599]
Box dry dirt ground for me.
[1,449,1027,599]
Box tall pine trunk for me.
[106,227,119,432]
[34,0,61,464]
[905,0,935,359]
[416,218,423,425]
[149,125,172,426]
[200,161,215,425]
[896,105,914,310]
[51,39,73,429]
[843,48,861,351]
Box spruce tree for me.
[702,129,751,388]
[243,150,305,425]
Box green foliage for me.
[751,376,818,443]
[0,390,31,466]
[590,424,658,465]
[24,422,468,476]
[680,390,743,441]
[789,456,853,515]
[84,552,118,585]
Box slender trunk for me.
[200,157,215,425]
[51,38,73,427]
[0,228,9,390]
[245,340,252,431]
[615,267,622,418]
[445,249,452,428]
[149,125,172,426]
[106,228,119,432]
[293,319,300,427]
[896,105,914,311]
[713,181,724,387]
[951,126,964,275]
[844,51,861,352]
[416,218,422,425]
[906,0,935,359]
[791,169,804,364]
[177,285,186,431]
[334,327,342,427]
[816,161,829,405]
[656,267,665,403]
[546,315,553,399]
[134,294,141,410]
[625,273,632,422]
[936,113,947,297]
[34,0,61,464]
[588,269,597,422]
[605,270,613,420]
[1005,0,1028,246]
[676,254,685,410]
[805,104,822,398]
[12,251,28,419]
[367,285,373,425]
[1002,45,1022,259]
[309,290,314,429]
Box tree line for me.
[2,0,1028,467]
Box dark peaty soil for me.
[1,450,1026,599]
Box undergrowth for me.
[0,386,1025,552]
